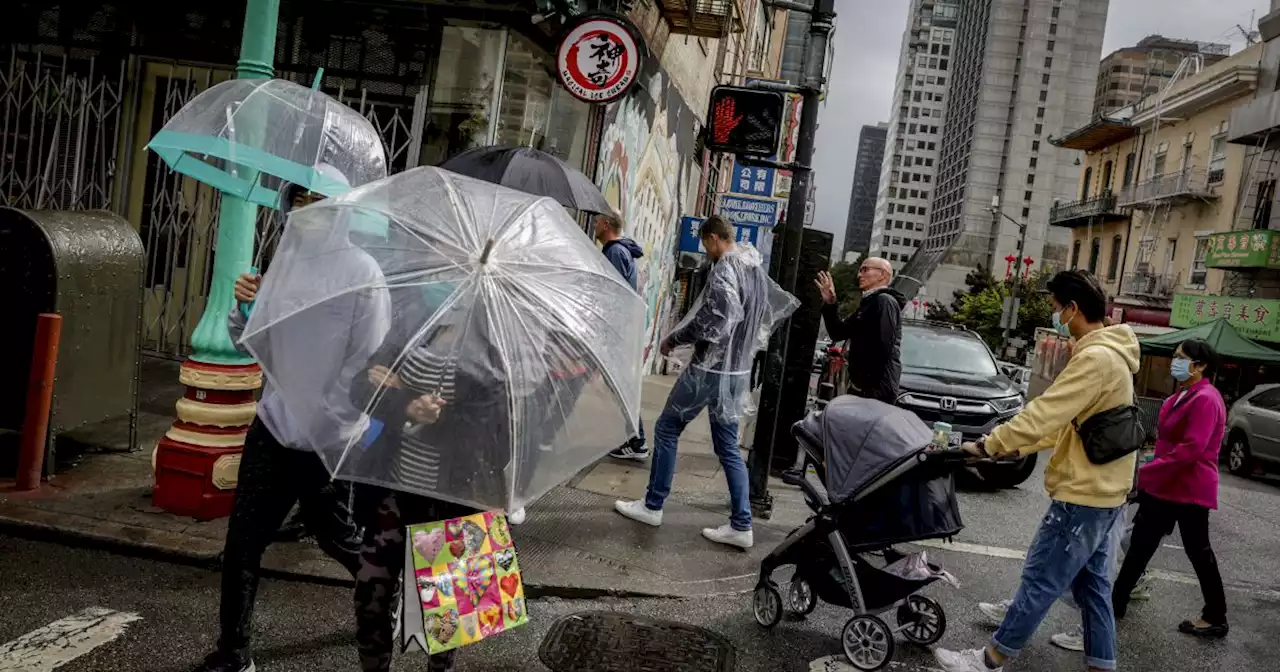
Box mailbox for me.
[0,208,144,474]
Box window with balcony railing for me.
[1190,238,1209,287]
[1209,133,1227,184]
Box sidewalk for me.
[0,372,806,598]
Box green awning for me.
[1139,318,1280,363]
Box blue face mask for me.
[1171,358,1192,382]
[1052,306,1074,337]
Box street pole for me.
[747,0,835,518]
[153,0,281,519]
[991,195,1027,357]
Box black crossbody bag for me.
[1073,400,1148,465]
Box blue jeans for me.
[994,501,1123,670]
[644,369,751,531]
[1059,502,1129,611]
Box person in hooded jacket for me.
[590,212,652,461]
[195,167,391,672]
[613,216,795,550]
[933,270,1140,672]
[814,256,907,403]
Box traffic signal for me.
[705,86,784,156]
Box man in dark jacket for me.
[592,212,652,461]
[814,256,907,403]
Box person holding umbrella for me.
[195,167,391,672]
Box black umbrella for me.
[438,146,613,214]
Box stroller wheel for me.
[787,577,817,616]
[752,585,783,628]
[897,595,946,646]
[842,614,894,671]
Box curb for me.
[0,513,689,601]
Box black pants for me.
[217,418,363,661]
[353,486,474,672]
[1113,493,1227,625]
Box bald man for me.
[814,256,907,403]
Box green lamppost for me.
[152,0,281,519]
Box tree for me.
[949,268,1054,354]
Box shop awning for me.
[1139,318,1280,363]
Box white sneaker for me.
[1130,572,1153,601]
[614,499,663,526]
[977,599,1011,626]
[508,508,526,525]
[1050,624,1084,652]
[933,648,1001,672]
[701,524,753,549]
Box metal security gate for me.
[0,47,126,212]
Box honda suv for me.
[896,320,1038,488]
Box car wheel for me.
[975,452,1038,489]
[1226,432,1254,476]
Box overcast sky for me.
[812,0,1270,254]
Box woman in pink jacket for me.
[1112,338,1228,638]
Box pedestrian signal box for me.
[706,86,784,156]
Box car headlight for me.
[989,395,1024,413]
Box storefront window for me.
[419,23,506,166]
[494,30,592,170]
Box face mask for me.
[1052,307,1073,337]
[1171,358,1192,382]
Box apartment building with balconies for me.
[1050,43,1261,328]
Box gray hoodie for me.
[228,167,391,451]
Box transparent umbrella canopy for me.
[146,78,387,208]
[238,166,646,511]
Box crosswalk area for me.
[0,608,141,672]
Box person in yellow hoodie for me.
[934,270,1139,672]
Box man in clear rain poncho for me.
[614,215,797,549]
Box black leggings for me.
[217,419,362,660]
[353,487,475,672]
[1113,493,1227,624]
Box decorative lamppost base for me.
[153,360,262,520]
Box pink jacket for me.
[1138,378,1227,509]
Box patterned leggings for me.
[353,487,473,672]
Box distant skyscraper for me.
[843,123,888,258]
[898,0,1109,304]
[868,0,959,273]
[1094,36,1229,118]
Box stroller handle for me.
[921,448,1021,465]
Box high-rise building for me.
[1094,35,1230,117]
[868,0,960,272]
[842,123,889,258]
[897,0,1109,304]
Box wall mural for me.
[596,58,701,373]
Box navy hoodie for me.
[602,238,644,289]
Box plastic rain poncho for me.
[665,244,799,421]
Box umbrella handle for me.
[311,68,324,90]
[240,264,260,320]
[479,238,496,265]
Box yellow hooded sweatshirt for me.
[986,325,1140,508]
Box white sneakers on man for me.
[701,524,753,549]
[1050,624,1085,651]
[933,648,1001,672]
[614,499,663,526]
[977,599,1011,625]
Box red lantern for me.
[1023,256,1035,279]
[1004,254,1016,278]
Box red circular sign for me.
[557,16,641,104]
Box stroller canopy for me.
[805,395,933,502]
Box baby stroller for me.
[752,395,970,671]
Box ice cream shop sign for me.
[557,14,642,104]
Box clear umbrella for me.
[238,166,646,511]
[147,77,387,208]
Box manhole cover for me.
[539,611,735,672]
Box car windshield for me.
[902,326,1000,376]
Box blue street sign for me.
[679,216,761,254]
[717,194,784,227]
[730,158,774,197]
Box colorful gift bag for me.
[400,511,527,654]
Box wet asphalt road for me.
[2,466,1279,671]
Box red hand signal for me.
[713,97,743,144]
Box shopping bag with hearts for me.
[400,511,526,654]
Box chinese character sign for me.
[556,16,641,104]
[1204,230,1280,269]
[678,215,762,255]
[730,159,775,197]
[1171,293,1280,342]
